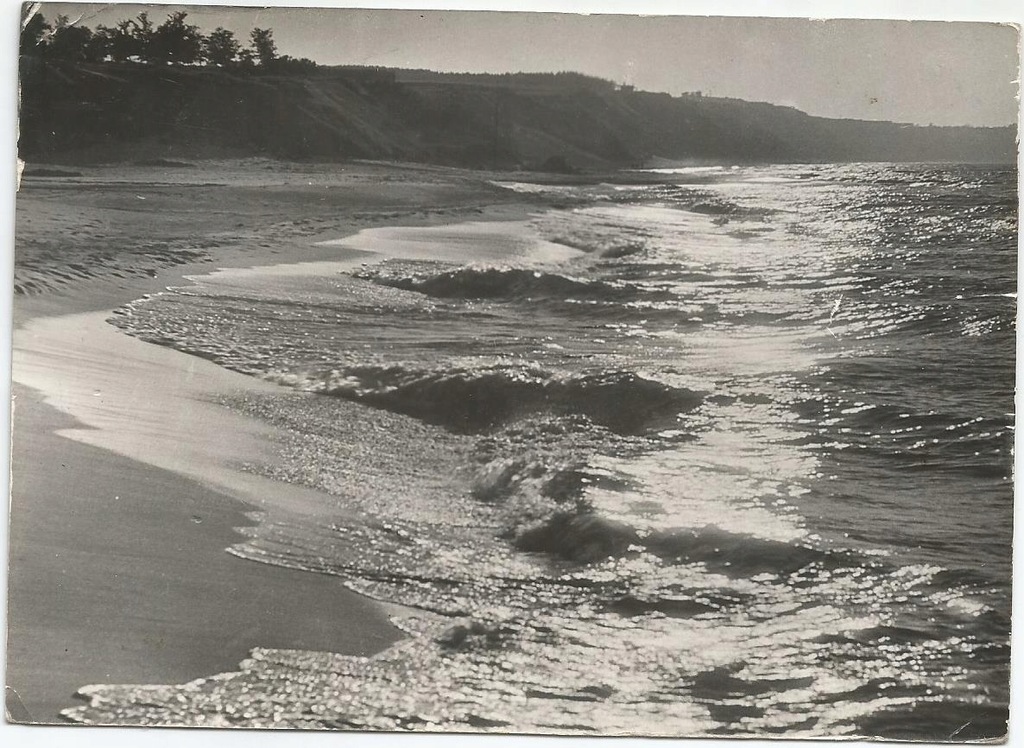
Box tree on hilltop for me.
[204,27,240,67]
[19,10,317,73]
[250,27,277,67]
[130,12,155,62]
[247,27,316,73]
[93,20,137,62]
[47,15,98,62]
[151,11,204,65]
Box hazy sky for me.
[40,2,1020,126]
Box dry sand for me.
[6,160,541,723]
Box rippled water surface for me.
[87,163,1015,739]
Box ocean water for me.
[87,163,1014,739]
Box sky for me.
[36,1,1020,127]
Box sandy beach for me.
[7,160,537,722]
[7,384,402,722]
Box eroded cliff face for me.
[19,62,1017,168]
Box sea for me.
[87,163,1015,739]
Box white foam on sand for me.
[319,218,582,265]
[12,311,350,523]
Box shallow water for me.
[82,163,1015,739]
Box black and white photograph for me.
[3,1,1020,743]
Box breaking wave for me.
[267,364,703,435]
[355,262,671,304]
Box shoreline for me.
[7,384,402,723]
[7,162,544,722]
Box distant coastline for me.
[19,60,1017,169]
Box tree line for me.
[20,11,317,73]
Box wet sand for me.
[6,160,541,724]
[7,385,400,723]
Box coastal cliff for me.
[19,63,1017,168]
